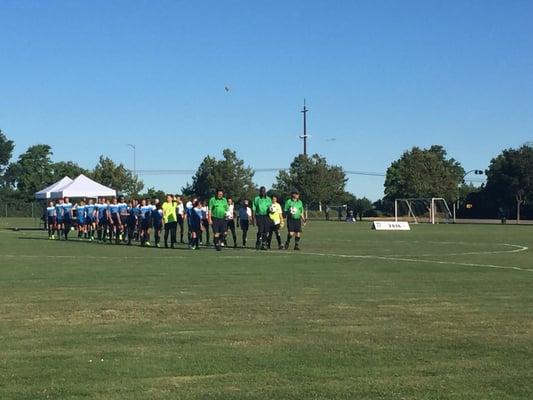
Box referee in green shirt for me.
[208,188,229,251]
[284,190,306,250]
[252,186,272,250]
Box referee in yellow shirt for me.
[162,194,178,248]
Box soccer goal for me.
[394,198,453,224]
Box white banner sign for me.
[372,221,410,231]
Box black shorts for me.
[120,215,128,226]
[47,216,56,226]
[111,214,121,225]
[287,218,302,233]
[142,219,152,230]
[211,218,227,235]
[240,219,249,231]
[256,214,271,235]
[227,219,235,231]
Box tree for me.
[273,154,347,210]
[353,197,373,221]
[484,145,533,222]
[52,161,88,180]
[183,149,256,201]
[91,156,144,196]
[5,144,55,200]
[141,187,167,203]
[384,145,464,203]
[0,129,14,176]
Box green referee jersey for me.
[208,197,229,219]
[284,198,304,219]
[252,196,272,216]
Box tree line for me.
[1,128,533,220]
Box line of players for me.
[44,186,306,251]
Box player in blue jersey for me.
[96,197,109,242]
[118,196,128,242]
[62,197,74,240]
[139,199,153,246]
[151,203,164,247]
[46,201,57,239]
[55,198,65,239]
[188,200,204,250]
[75,200,86,239]
[108,197,121,244]
[184,197,196,245]
[125,199,138,245]
[85,199,97,241]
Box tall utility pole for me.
[299,99,308,156]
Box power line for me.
[131,168,485,182]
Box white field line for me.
[300,248,533,273]
[0,254,267,261]
[394,243,529,257]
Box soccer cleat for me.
[156,243,161,248]
[145,242,151,247]
[294,245,300,251]
[48,236,52,240]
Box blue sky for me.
[1,0,532,200]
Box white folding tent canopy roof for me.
[50,174,116,199]
[35,176,73,199]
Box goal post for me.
[394,198,453,224]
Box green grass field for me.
[1,219,532,399]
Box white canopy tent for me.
[35,176,73,200]
[50,174,116,199]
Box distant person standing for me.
[175,195,185,244]
[252,186,272,250]
[224,196,237,248]
[201,199,210,245]
[62,197,74,240]
[162,194,178,248]
[237,199,252,247]
[139,199,153,246]
[85,199,97,241]
[188,200,204,250]
[55,198,65,239]
[208,188,229,251]
[75,200,86,239]
[152,203,164,247]
[267,195,284,250]
[46,201,57,240]
[284,190,305,251]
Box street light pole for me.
[127,144,136,176]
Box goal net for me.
[394,198,453,224]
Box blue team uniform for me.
[126,206,138,227]
[46,206,57,225]
[55,203,65,222]
[97,204,108,224]
[63,203,73,222]
[151,208,163,229]
[118,202,128,223]
[85,204,96,224]
[76,205,86,224]
[140,205,153,229]
[109,203,120,224]
[190,207,203,232]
